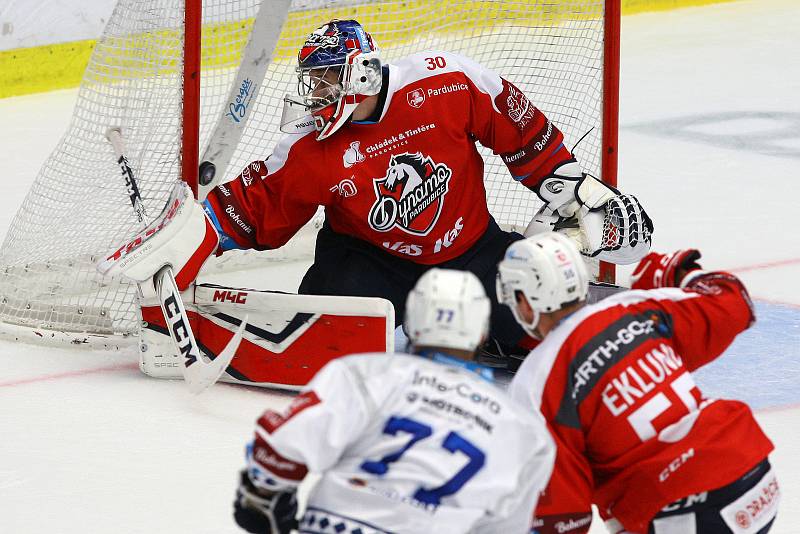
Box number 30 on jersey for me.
[425,56,447,70]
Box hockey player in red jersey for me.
[196,19,653,357]
[497,233,779,534]
[231,268,555,533]
[98,19,653,362]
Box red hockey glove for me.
[630,249,702,289]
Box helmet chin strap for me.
[512,306,542,340]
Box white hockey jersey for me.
[246,352,555,533]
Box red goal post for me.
[601,0,621,283]
[0,0,620,342]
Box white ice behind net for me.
[0,0,606,337]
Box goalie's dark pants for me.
[299,217,526,350]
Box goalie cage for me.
[0,0,620,346]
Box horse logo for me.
[368,152,452,235]
[407,88,426,108]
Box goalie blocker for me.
[139,283,394,389]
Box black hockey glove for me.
[233,470,298,534]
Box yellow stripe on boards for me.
[0,0,740,99]
[623,0,738,15]
[0,40,95,99]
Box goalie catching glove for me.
[97,182,219,292]
[526,161,654,264]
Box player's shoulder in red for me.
[532,289,691,362]
[264,129,346,196]
[575,287,692,327]
[512,290,684,411]
[268,130,322,172]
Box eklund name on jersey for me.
[368,152,452,236]
[555,310,675,428]
[601,342,686,417]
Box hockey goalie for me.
[98,19,653,390]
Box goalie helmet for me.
[496,232,589,338]
[405,269,490,353]
[283,19,383,140]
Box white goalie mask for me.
[496,232,589,338]
[281,20,383,140]
[405,269,491,353]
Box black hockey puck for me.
[199,161,216,186]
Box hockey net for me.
[0,0,619,341]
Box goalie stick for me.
[105,127,246,394]
[196,0,291,200]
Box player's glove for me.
[527,162,653,265]
[630,249,702,289]
[97,182,219,293]
[233,470,298,534]
[582,194,654,264]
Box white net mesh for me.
[0,0,611,337]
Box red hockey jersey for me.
[508,272,773,533]
[206,50,572,264]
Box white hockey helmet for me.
[405,268,491,353]
[496,232,589,337]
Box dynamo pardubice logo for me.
[368,152,452,236]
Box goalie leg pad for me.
[140,283,395,389]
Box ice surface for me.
[1,1,799,532]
